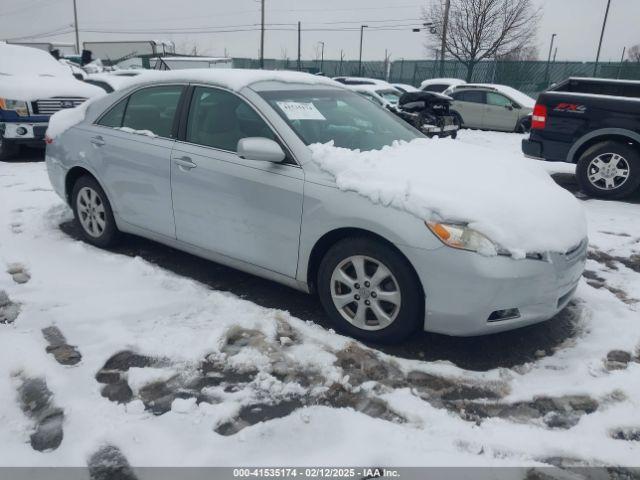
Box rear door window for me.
[121,85,184,138]
[454,90,485,103]
[97,98,127,128]
[486,92,513,107]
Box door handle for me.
[90,136,105,147]
[174,156,197,171]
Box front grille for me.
[32,97,87,115]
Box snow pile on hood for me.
[46,92,107,139]
[309,138,587,257]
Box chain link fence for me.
[232,58,640,97]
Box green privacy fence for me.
[232,58,640,97]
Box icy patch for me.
[309,139,587,256]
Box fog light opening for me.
[487,308,521,322]
[16,127,28,136]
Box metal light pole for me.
[617,45,626,79]
[594,0,612,76]
[358,25,368,77]
[545,33,557,86]
[319,41,325,73]
[72,0,80,54]
[260,0,265,69]
[440,0,451,77]
[297,21,301,71]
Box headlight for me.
[0,98,29,116]
[426,221,501,255]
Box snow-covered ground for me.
[1,131,639,471]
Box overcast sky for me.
[1,0,638,62]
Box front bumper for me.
[1,121,48,143]
[400,239,587,336]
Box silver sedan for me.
[45,71,586,343]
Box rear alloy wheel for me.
[318,237,422,343]
[71,176,120,248]
[576,141,640,199]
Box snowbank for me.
[309,138,587,257]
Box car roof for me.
[333,76,390,86]
[420,78,465,88]
[344,84,398,94]
[101,69,343,93]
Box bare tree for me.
[424,0,541,81]
[629,44,640,62]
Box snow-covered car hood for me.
[0,74,104,102]
[310,139,587,258]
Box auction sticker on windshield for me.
[276,101,326,120]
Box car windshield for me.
[259,88,421,151]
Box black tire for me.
[71,175,120,248]
[450,130,458,140]
[515,118,530,134]
[576,141,640,200]
[451,111,463,130]
[317,237,423,344]
[0,138,20,161]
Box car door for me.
[484,92,519,131]
[170,86,304,277]
[451,90,486,128]
[91,84,185,238]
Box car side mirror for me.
[504,104,514,111]
[237,137,286,163]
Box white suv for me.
[447,84,535,133]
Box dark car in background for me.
[522,77,640,199]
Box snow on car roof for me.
[85,72,157,90]
[113,69,342,92]
[392,83,420,92]
[564,76,640,85]
[420,78,466,88]
[345,84,399,94]
[455,83,536,108]
[334,76,390,85]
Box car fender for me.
[568,128,640,163]
[297,180,443,285]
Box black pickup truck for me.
[522,77,640,199]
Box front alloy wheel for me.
[318,237,422,343]
[330,255,402,331]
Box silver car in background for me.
[45,71,585,343]
[447,84,535,133]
